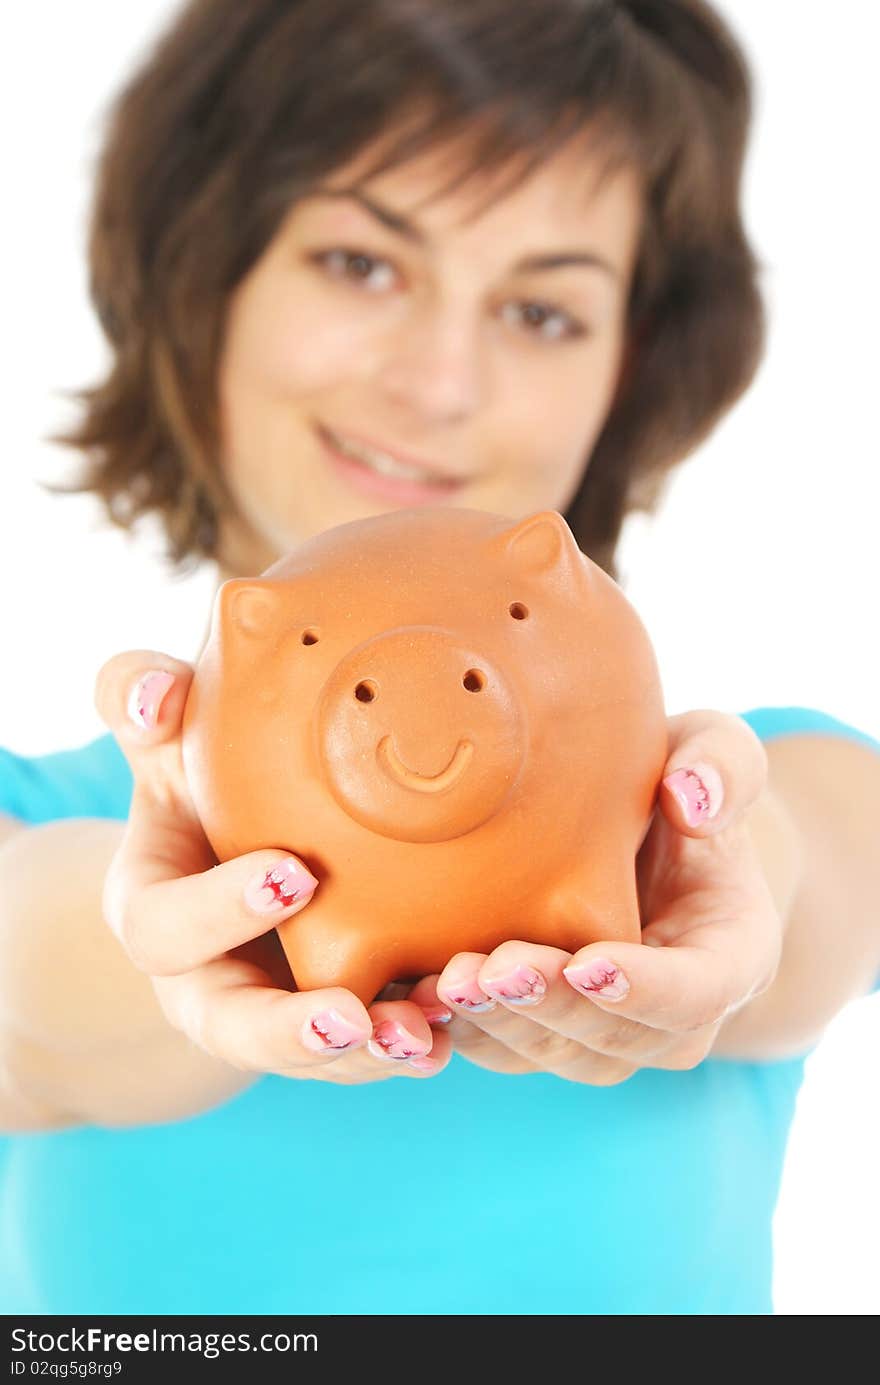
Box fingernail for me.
[419,1003,453,1025]
[563,958,630,1001]
[302,1008,369,1053]
[127,671,175,730]
[408,1055,441,1074]
[244,859,319,914]
[368,1020,430,1062]
[436,978,496,1013]
[663,764,724,827]
[481,963,547,1006]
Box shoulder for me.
[739,706,880,842]
[0,733,133,825]
[737,705,880,756]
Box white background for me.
[2,2,878,1313]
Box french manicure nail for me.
[302,1008,369,1053]
[481,963,547,1005]
[663,764,724,827]
[127,671,175,730]
[563,958,630,1001]
[437,978,496,1013]
[420,1003,453,1025]
[244,859,319,914]
[368,1020,429,1061]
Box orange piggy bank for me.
[181,507,668,1005]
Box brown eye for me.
[509,603,529,620]
[463,670,485,692]
[301,630,319,645]
[355,681,377,703]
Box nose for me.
[373,297,485,425]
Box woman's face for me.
[216,132,643,574]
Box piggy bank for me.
[181,508,668,1005]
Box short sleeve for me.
[0,733,133,824]
[737,705,880,756]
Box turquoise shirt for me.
[0,707,877,1315]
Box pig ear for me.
[491,510,580,576]
[217,580,281,638]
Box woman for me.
[1,0,877,1314]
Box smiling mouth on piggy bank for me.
[378,735,474,792]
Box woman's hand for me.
[413,710,783,1084]
[95,652,453,1088]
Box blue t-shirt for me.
[0,707,877,1316]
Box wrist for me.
[711,782,806,1061]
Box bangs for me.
[236,0,729,303]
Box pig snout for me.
[315,626,526,843]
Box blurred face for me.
[216,131,643,574]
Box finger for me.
[437,945,639,1084]
[433,952,497,1014]
[562,924,769,1036]
[476,940,715,1070]
[660,710,768,837]
[444,1022,541,1075]
[367,998,433,1057]
[403,974,454,1027]
[95,652,206,856]
[95,650,194,772]
[404,967,536,1072]
[156,963,375,1074]
[309,995,453,1081]
[455,940,657,1055]
[104,845,320,975]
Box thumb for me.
[95,650,194,793]
[95,650,214,878]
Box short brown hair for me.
[51,0,764,581]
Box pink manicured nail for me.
[368,1020,430,1061]
[481,963,547,1006]
[437,978,496,1013]
[244,859,319,914]
[127,671,175,730]
[302,1008,369,1053]
[663,764,724,827]
[419,1003,453,1025]
[563,958,630,1001]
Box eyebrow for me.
[309,188,620,281]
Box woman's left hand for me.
[409,710,785,1084]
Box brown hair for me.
[50,0,764,582]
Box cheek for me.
[224,278,377,397]
[498,355,618,474]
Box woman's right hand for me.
[95,652,453,1087]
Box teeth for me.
[330,430,445,484]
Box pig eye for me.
[355,681,377,703]
[301,630,320,645]
[509,602,529,620]
[463,669,485,692]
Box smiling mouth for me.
[378,736,473,792]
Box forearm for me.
[0,818,249,1130]
[714,734,880,1060]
